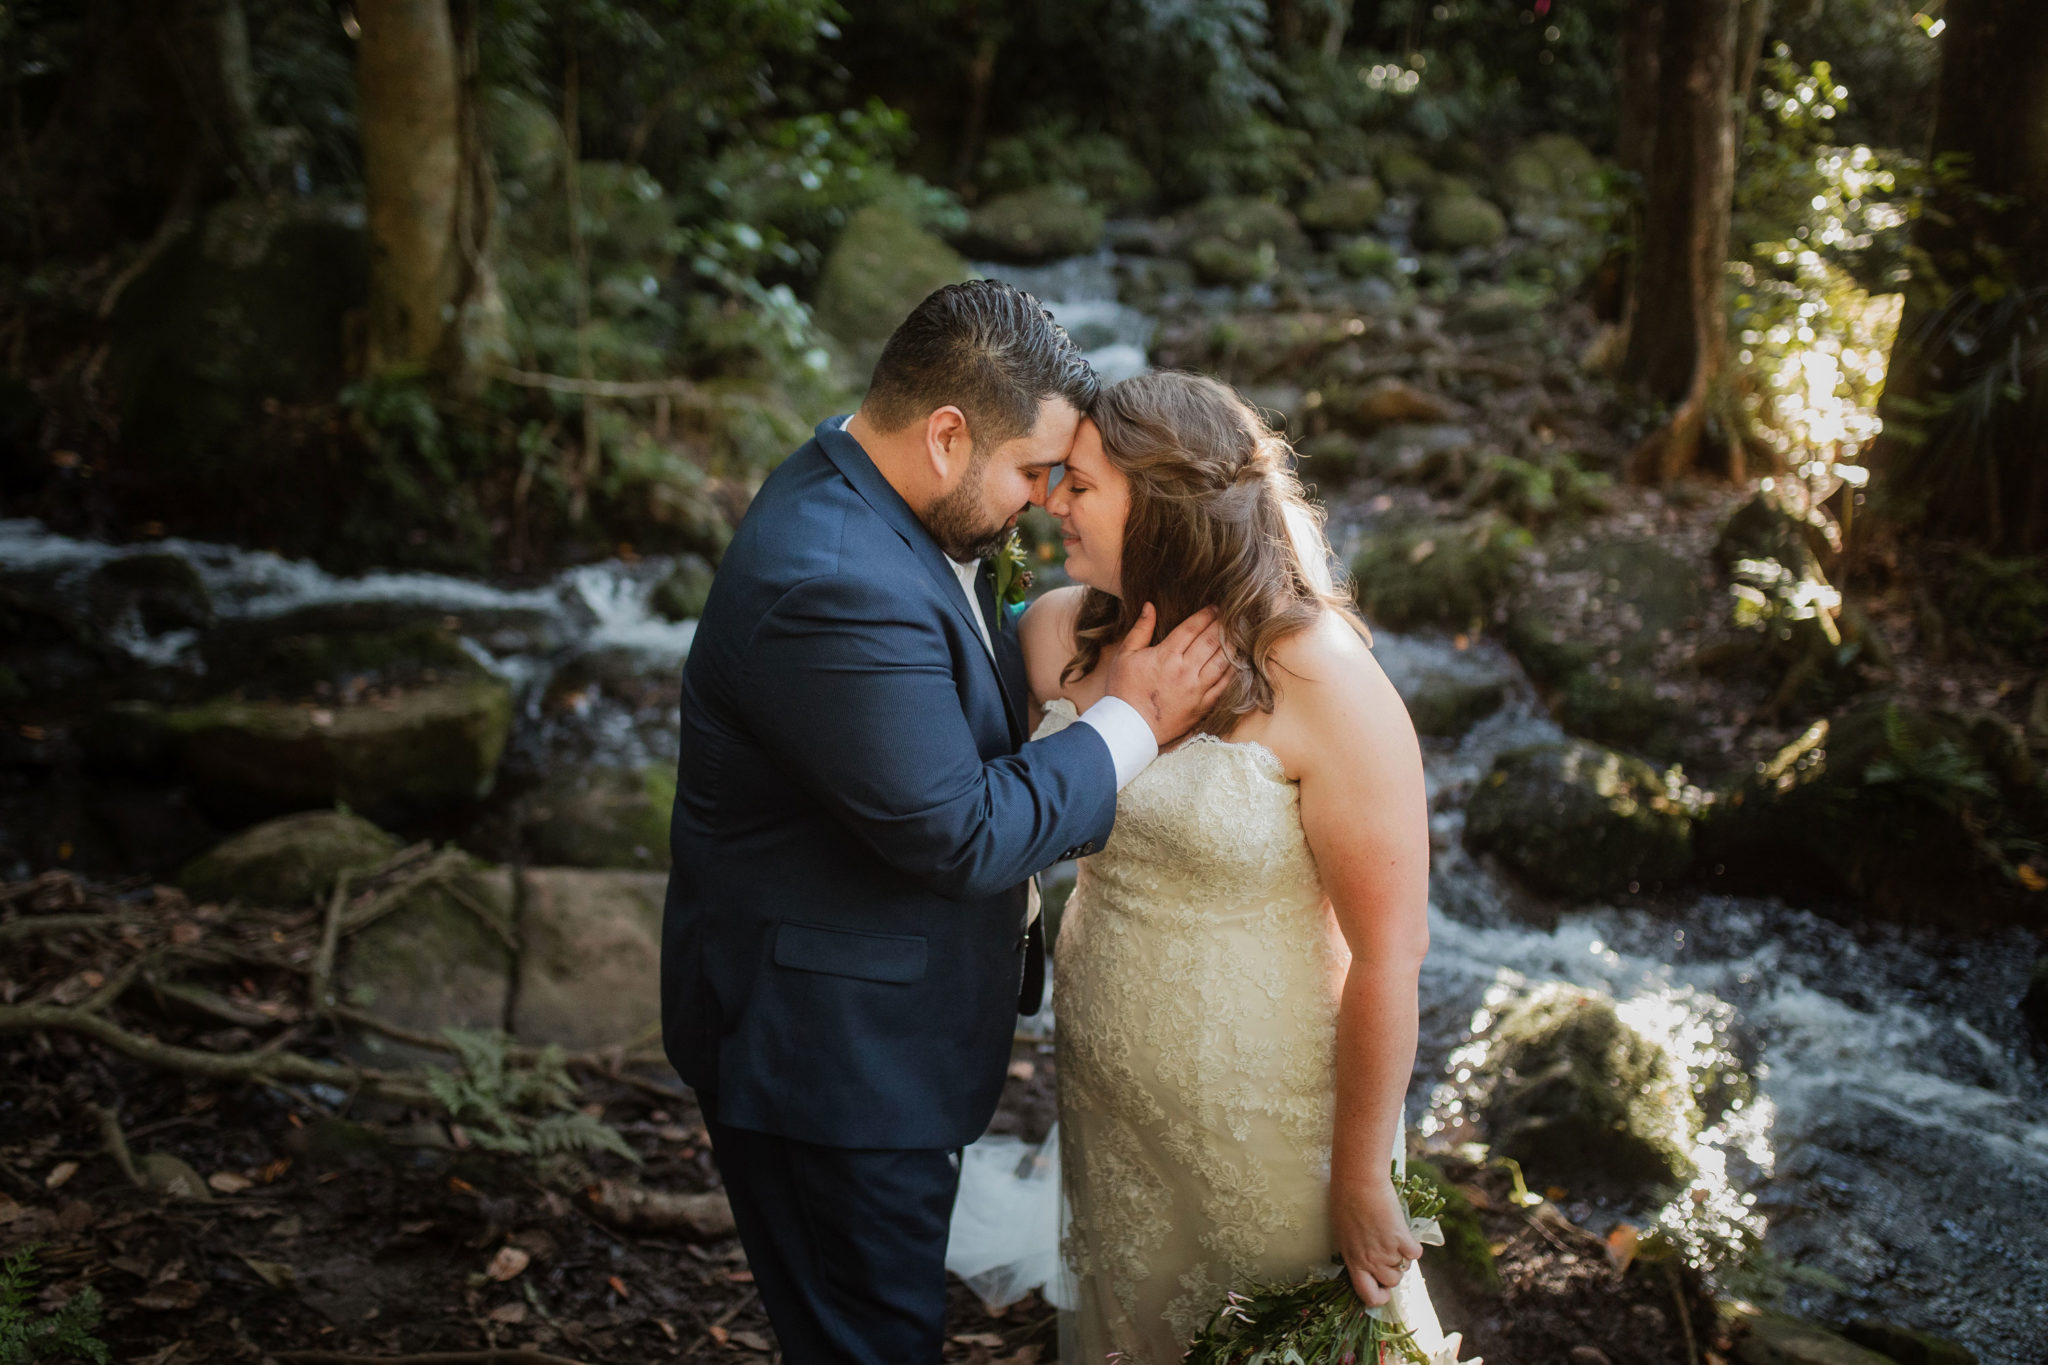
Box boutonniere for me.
[992,529,1034,608]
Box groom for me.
[661,280,1227,1364]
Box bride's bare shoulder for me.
[1019,585,1090,703]
[1265,609,1415,761]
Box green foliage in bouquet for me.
[1182,1167,1447,1365]
[0,1246,109,1365]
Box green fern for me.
[0,1246,110,1365]
[1864,704,1998,811]
[424,1028,642,1173]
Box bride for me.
[1010,371,1460,1362]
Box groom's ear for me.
[923,405,973,479]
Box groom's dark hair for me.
[863,280,1099,445]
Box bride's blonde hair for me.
[1063,370,1365,737]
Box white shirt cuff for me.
[1077,695,1159,791]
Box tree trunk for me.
[1620,0,1741,483]
[1870,0,2048,552]
[1615,0,1664,183]
[357,0,492,379]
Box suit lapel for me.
[814,418,1016,734]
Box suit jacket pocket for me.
[773,921,928,984]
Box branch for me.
[484,365,705,401]
[0,911,151,944]
[274,1353,595,1365]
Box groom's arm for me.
[736,572,1119,902]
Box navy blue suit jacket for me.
[661,418,1120,1149]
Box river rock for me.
[110,197,367,461]
[513,868,668,1051]
[1417,185,1507,251]
[1294,431,1369,480]
[1699,700,2028,921]
[1179,195,1305,255]
[957,183,1105,262]
[813,205,974,374]
[85,553,214,636]
[97,678,513,819]
[1472,983,1700,1194]
[1352,514,1530,633]
[1375,145,1436,194]
[1841,1323,1975,1365]
[522,766,675,870]
[1333,236,1400,280]
[1357,423,1477,482]
[1464,740,1693,900]
[1332,376,1456,433]
[1297,176,1386,234]
[650,555,715,621]
[1736,1317,1900,1365]
[1497,133,1602,214]
[1185,237,1275,285]
[337,861,517,1060]
[179,811,402,906]
[198,616,483,700]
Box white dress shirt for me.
[834,414,1158,790]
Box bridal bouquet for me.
[1181,1166,1451,1365]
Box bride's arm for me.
[1017,585,1089,732]
[1274,620,1432,1307]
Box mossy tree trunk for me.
[355,0,496,383]
[1870,0,2048,553]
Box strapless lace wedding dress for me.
[1037,698,1459,1364]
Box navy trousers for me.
[705,1110,961,1365]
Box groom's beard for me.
[925,446,1012,562]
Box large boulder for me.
[1464,740,1694,900]
[812,205,975,374]
[512,868,668,1050]
[521,765,675,870]
[110,197,368,463]
[1178,195,1304,284]
[179,811,402,906]
[956,184,1105,262]
[1297,177,1387,234]
[1416,184,1507,251]
[1700,700,2039,923]
[1470,984,1701,1196]
[1352,514,1530,633]
[1327,376,1457,434]
[1496,134,1603,216]
[650,555,716,622]
[94,678,513,819]
[338,860,518,1064]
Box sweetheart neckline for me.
[1040,697,1291,783]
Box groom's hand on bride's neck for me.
[1101,604,1234,745]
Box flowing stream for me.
[4,255,2044,1362]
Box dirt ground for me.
[1,872,1724,1365]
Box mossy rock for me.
[650,555,715,621]
[813,205,975,375]
[1465,740,1694,900]
[1333,236,1400,280]
[1497,133,1602,212]
[1840,1323,1975,1365]
[103,679,513,819]
[957,183,1105,262]
[1473,983,1701,1196]
[1416,188,1507,251]
[1714,490,1833,578]
[1556,670,1691,764]
[1736,1316,1900,1365]
[1293,431,1370,481]
[1405,1160,1500,1299]
[199,619,483,699]
[522,765,675,870]
[1375,146,1437,194]
[1297,177,1386,234]
[1178,196,1305,255]
[85,553,213,635]
[1699,700,2031,923]
[1351,515,1530,633]
[337,861,516,1064]
[179,810,402,906]
[1185,237,1276,286]
[1403,673,1509,739]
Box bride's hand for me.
[1331,1173,1424,1307]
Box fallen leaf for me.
[2019,862,2047,892]
[707,1324,730,1346]
[45,1161,78,1190]
[730,1330,772,1352]
[448,1176,475,1193]
[238,1255,297,1291]
[656,1320,678,1342]
[1544,1185,1569,1202]
[207,1172,253,1194]
[134,1281,207,1310]
[0,1198,22,1225]
[953,1333,1006,1348]
[258,1158,291,1183]
[607,1273,630,1298]
[485,1246,530,1282]
[1455,1181,1494,1211]
[1006,1060,1036,1082]
[1605,1223,1640,1274]
[726,1269,754,1284]
[487,1302,527,1325]
[1408,538,1437,564]
[170,922,203,945]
